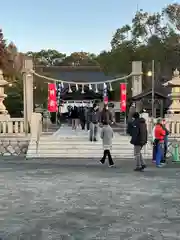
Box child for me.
[100,122,114,167]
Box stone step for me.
[29,143,152,150]
[26,126,153,159]
[27,148,152,155]
[27,153,151,159]
[29,145,136,150]
[36,141,134,146]
[41,135,129,140]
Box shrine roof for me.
[35,66,117,83]
[131,89,167,100]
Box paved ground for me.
[0,160,180,239]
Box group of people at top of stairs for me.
[127,112,169,171]
[69,103,114,137]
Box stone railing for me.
[147,120,180,137]
[0,118,25,134]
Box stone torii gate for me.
[22,59,143,133]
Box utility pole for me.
[151,60,155,118]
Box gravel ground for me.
[0,160,180,239]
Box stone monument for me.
[164,68,180,119]
[0,69,10,119]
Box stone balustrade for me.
[0,118,25,134]
[147,120,180,137]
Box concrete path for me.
[0,161,179,239]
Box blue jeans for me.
[156,142,164,166]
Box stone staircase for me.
[26,126,152,159]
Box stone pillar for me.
[132,61,142,112]
[132,61,142,97]
[22,58,33,132]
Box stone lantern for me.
[164,69,180,119]
[0,69,9,118]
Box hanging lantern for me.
[109,82,113,91]
[89,84,92,90]
[76,84,78,91]
[95,84,98,93]
[68,84,72,93]
[81,84,85,94]
[61,82,64,88]
[103,83,107,89]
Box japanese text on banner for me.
[120,83,126,112]
[48,83,58,112]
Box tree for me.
[0,29,10,75]
[62,51,99,66]
[26,49,66,66]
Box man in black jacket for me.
[130,112,148,171]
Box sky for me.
[0,0,176,55]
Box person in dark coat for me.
[79,106,86,130]
[88,103,100,141]
[100,104,113,125]
[71,106,79,130]
[130,112,147,171]
[127,103,136,135]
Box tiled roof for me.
[36,66,117,83]
[52,71,115,83]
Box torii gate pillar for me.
[132,61,142,111]
[22,57,34,133]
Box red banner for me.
[120,83,126,112]
[48,83,58,112]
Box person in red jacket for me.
[154,118,166,167]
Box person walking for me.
[130,112,147,171]
[100,121,114,167]
[100,104,113,125]
[154,118,166,167]
[79,106,86,130]
[71,106,79,130]
[85,106,90,131]
[89,103,100,141]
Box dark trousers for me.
[101,150,114,165]
[152,141,157,161]
[156,142,164,166]
[86,122,90,131]
[80,120,86,130]
[161,142,167,163]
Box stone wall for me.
[0,137,30,156]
